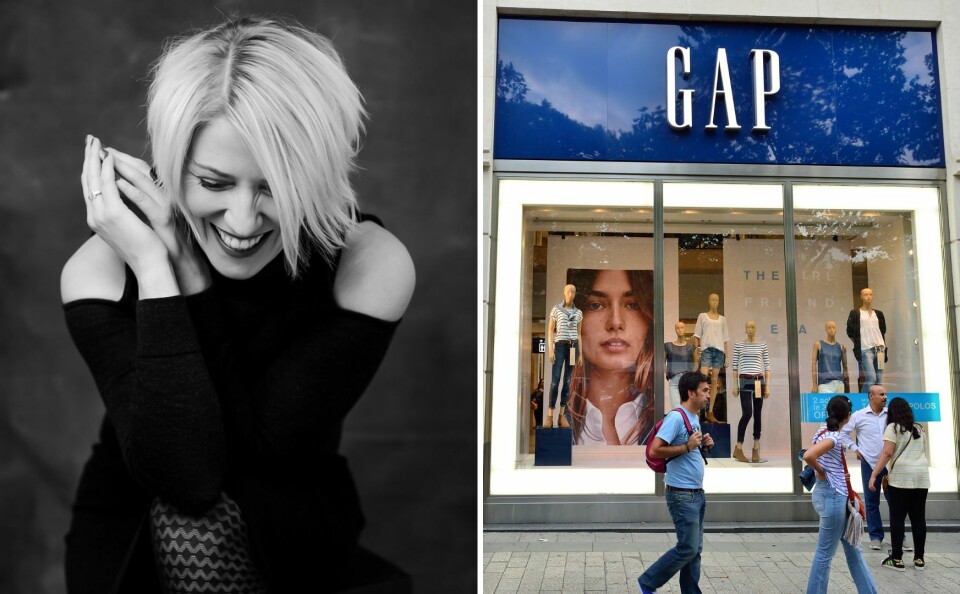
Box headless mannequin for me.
[545,284,582,428]
[693,293,729,424]
[812,320,849,393]
[731,320,770,463]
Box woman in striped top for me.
[803,395,878,594]
[868,397,930,571]
[731,321,770,463]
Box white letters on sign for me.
[750,49,780,131]
[666,47,780,133]
[666,46,693,130]
[706,48,740,131]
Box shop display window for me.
[489,179,957,496]
[664,183,792,493]
[794,185,956,493]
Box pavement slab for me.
[484,530,960,593]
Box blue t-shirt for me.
[658,407,704,489]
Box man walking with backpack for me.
[638,371,714,594]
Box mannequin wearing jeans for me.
[693,293,729,424]
[545,284,582,428]
[846,287,887,392]
[812,320,849,393]
[730,321,770,463]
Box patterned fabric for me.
[150,492,267,593]
[884,423,931,489]
[732,341,770,375]
[813,427,848,497]
[550,303,582,342]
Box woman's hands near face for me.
[105,146,179,254]
[81,136,168,273]
[99,143,211,295]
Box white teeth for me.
[215,227,264,251]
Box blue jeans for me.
[667,374,682,409]
[860,347,883,392]
[548,341,576,408]
[699,347,724,368]
[860,459,890,542]
[806,480,878,594]
[639,489,705,594]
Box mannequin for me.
[693,293,729,424]
[665,321,698,409]
[845,287,887,392]
[812,320,849,393]
[545,284,582,428]
[731,320,770,463]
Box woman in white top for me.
[693,293,729,423]
[803,395,878,594]
[868,397,930,571]
[566,269,655,446]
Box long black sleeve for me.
[64,296,227,513]
[184,285,400,587]
[184,285,399,467]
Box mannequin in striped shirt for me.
[731,321,771,463]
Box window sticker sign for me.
[800,392,941,423]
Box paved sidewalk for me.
[483,530,960,593]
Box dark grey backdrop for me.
[0,1,476,592]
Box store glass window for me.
[794,185,957,492]
[664,183,793,493]
[490,179,958,497]
[491,179,656,495]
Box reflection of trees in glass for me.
[796,210,912,271]
[494,26,942,166]
[495,59,613,159]
[496,59,528,103]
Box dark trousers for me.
[860,459,890,542]
[736,378,764,442]
[888,485,927,560]
[548,341,576,408]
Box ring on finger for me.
[88,189,103,201]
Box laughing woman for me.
[60,17,414,593]
[567,269,656,446]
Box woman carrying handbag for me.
[869,397,931,572]
[802,395,878,594]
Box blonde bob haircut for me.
[147,16,365,275]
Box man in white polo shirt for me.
[840,384,911,551]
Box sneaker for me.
[881,555,905,572]
[903,539,914,552]
[869,540,882,550]
[914,558,925,571]
[637,578,657,594]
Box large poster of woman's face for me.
[567,269,655,446]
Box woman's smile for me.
[211,224,271,258]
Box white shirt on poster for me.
[579,397,643,446]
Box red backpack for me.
[645,408,695,473]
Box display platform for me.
[700,421,731,458]
[534,427,572,466]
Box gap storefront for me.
[483,14,960,524]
